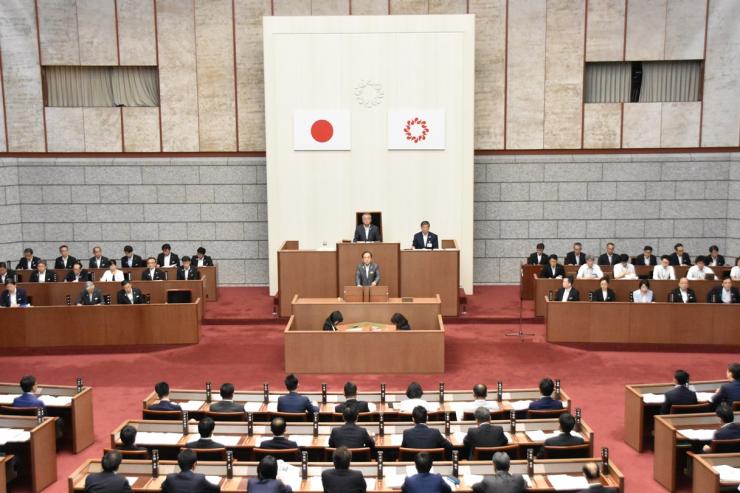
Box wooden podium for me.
[336,243,400,297]
[342,286,389,302]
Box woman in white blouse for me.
[731,257,740,281]
[632,280,654,303]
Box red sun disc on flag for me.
[311,119,334,143]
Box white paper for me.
[205,476,222,486]
[326,395,340,403]
[212,435,241,446]
[510,400,533,411]
[522,474,533,487]
[642,393,665,404]
[390,434,404,446]
[714,465,740,482]
[0,395,19,405]
[266,403,278,412]
[38,395,72,406]
[244,402,263,412]
[525,430,562,442]
[383,475,405,488]
[465,474,484,485]
[364,478,376,490]
[0,428,31,445]
[289,434,315,447]
[679,428,715,441]
[179,401,205,412]
[696,392,715,403]
[547,474,590,490]
[308,476,324,491]
[135,432,183,445]
[452,431,466,443]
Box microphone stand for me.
[506,265,535,341]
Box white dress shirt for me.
[687,265,716,280]
[613,263,637,279]
[363,226,371,240]
[94,257,103,268]
[38,272,46,283]
[731,266,740,280]
[60,256,70,268]
[422,234,429,248]
[680,290,689,303]
[197,258,205,267]
[576,264,603,279]
[561,288,571,302]
[632,289,653,303]
[721,288,732,304]
[9,292,18,307]
[100,270,124,282]
[637,255,653,265]
[652,265,676,280]
[708,256,720,266]
[162,254,172,267]
[126,292,134,303]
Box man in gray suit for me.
[471,452,526,493]
[353,213,381,242]
[76,281,104,305]
[355,251,380,287]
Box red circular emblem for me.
[311,120,334,143]
[403,117,429,143]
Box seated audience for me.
[401,452,451,493]
[564,242,586,266]
[555,276,579,302]
[529,378,564,410]
[121,245,143,268]
[660,369,698,415]
[707,277,739,303]
[597,243,619,266]
[30,261,56,283]
[277,374,319,415]
[526,243,548,265]
[328,406,375,451]
[142,257,166,281]
[668,243,691,266]
[12,375,44,408]
[653,256,676,280]
[76,281,104,305]
[321,446,366,493]
[669,278,696,303]
[84,450,131,493]
[117,280,144,305]
[209,383,244,413]
[712,362,740,407]
[539,255,565,279]
[54,244,77,270]
[576,256,603,279]
[247,455,293,493]
[687,256,717,280]
[471,452,526,493]
[401,406,453,457]
[259,418,298,450]
[157,243,180,269]
[89,246,111,269]
[65,262,89,282]
[0,262,15,284]
[633,245,657,266]
[466,383,499,411]
[193,247,214,267]
[574,463,613,493]
[397,382,434,413]
[1,280,29,307]
[590,277,616,302]
[335,382,371,414]
[177,257,199,280]
[185,417,224,449]
[462,407,508,459]
[118,425,148,453]
[16,248,41,270]
[613,254,637,280]
[730,258,740,281]
[162,449,220,493]
[543,413,584,447]
[99,260,125,282]
[632,280,654,303]
[706,245,725,266]
[703,403,740,452]
[148,381,182,411]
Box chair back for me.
[669,403,712,415]
[398,411,446,422]
[271,411,308,422]
[330,412,378,423]
[253,448,300,461]
[104,448,149,459]
[542,443,591,459]
[526,408,567,419]
[462,409,509,421]
[324,447,372,462]
[732,401,740,412]
[142,409,182,420]
[472,444,520,460]
[710,439,740,453]
[0,406,38,416]
[184,448,227,461]
[205,411,245,422]
[399,447,445,461]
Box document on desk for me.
[547,474,589,490]
[0,428,31,445]
[205,476,222,486]
[179,401,205,412]
[714,465,740,482]
[289,434,317,447]
[0,395,20,405]
[383,475,405,488]
[126,477,138,486]
[510,400,533,411]
[243,402,263,412]
[212,435,241,446]
[642,393,665,404]
[696,392,715,402]
[525,430,561,441]
[135,432,183,445]
[38,395,73,406]
[452,431,466,443]
[389,434,404,446]
[679,428,715,441]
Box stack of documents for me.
[642,393,665,404]
[179,401,205,412]
[696,392,715,402]
[510,400,533,411]
[547,474,589,490]
[525,430,562,441]
[211,435,241,446]
[714,465,740,482]
[679,429,715,441]
[134,432,183,445]
[0,395,20,405]
[0,428,31,445]
[38,395,73,406]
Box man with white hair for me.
[76,281,104,305]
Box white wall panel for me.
[660,102,700,148]
[37,0,80,65]
[665,0,706,60]
[625,0,666,61]
[117,0,157,65]
[83,107,122,152]
[585,0,625,61]
[622,102,661,148]
[76,0,117,65]
[583,103,621,149]
[123,107,160,152]
[46,107,85,151]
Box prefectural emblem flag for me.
[293,110,351,150]
[388,109,446,150]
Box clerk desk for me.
[0,416,57,493]
[689,452,740,493]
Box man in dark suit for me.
[328,406,375,452]
[471,451,526,493]
[540,255,565,279]
[353,213,381,243]
[277,374,318,416]
[597,243,619,266]
[259,418,299,451]
[321,447,366,493]
[148,382,182,411]
[660,369,698,415]
[142,257,166,281]
[574,463,615,493]
[529,378,564,411]
[177,257,199,281]
[544,413,584,447]
[564,242,587,266]
[54,244,77,270]
[209,383,244,413]
[401,406,453,458]
[712,362,740,407]
[89,246,111,269]
[669,277,696,303]
[713,403,740,440]
[590,277,616,302]
[157,243,180,269]
[117,281,144,305]
[84,450,132,493]
[16,248,41,270]
[117,425,148,454]
[401,452,451,493]
[555,276,579,302]
[65,262,89,283]
[247,456,293,493]
[1,280,29,307]
[162,449,220,493]
[462,407,508,459]
[633,245,658,267]
[120,245,143,268]
[12,375,45,407]
[30,261,56,282]
[412,221,438,250]
[76,281,104,305]
[355,251,380,287]
[335,382,371,414]
[0,263,15,285]
[185,417,224,449]
[668,243,692,266]
[707,245,725,267]
[707,277,740,303]
[527,243,548,265]
[193,247,214,268]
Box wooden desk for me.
[337,243,401,298]
[0,383,94,453]
[545,300,740,346]
[278,242,338,317]
[0,301,201,348]
[285,296,444,373]
[690,452,740,493]
[69,458,621,492]
[0,454,12,493]
[400,247,459,316]
[0,416,57,493]
[653,411,739,491]
[143,387,571,422]
[624,380,723,452]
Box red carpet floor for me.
[0,286,732,493]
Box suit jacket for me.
[707,286,740,303]
[355,263,380,286]
[401,424,453,454]
[529,396,564,411]
[669,288,696,303]
[177,267,199,281]
[84,471,132,493]
[412,232,439,250]
[714,422,740,440]
[12,392,45,408]
[161,470,220,493]
[574,486,617,493]
[335,399,370,414]
[30,270,57,282]
[117,444,149,454]
[117,288,144,305]
[77,288,104,305]
[668,252,692,266]
[321,468,366,493]
[141,269,166,281]
[157,253,180,268]
[209,400,244,413]
[555,287,580,302]
[353,224,381,243]
[712,380,740,407]
[0,271,16,285]
[463,423,508,459]
[471,472,526,493]
[328,423,375,450]
[590,288,616,302]
[401,473,451,493]
[54,256,77,270]
[65,270,90,282]
[1,288,29,307]
[564,251,587,266]
[660,386,697,415]
[258,436,299,450]
[148,400,182,411]
[89,256,111,269]
[597,253,620,266]
[706,254,726,266]
[16,257,41,270]
[246,478,292,493]
[544,432,585,447]
[185,437,224,449]
[540,264,565,279]
[120,254,143,268]
[277,392,318,415]
[527,253,549,265]
[633,255,658,266]
[193,255,214,267]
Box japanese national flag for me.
[293,110,351,150]
[388,109,446,150]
